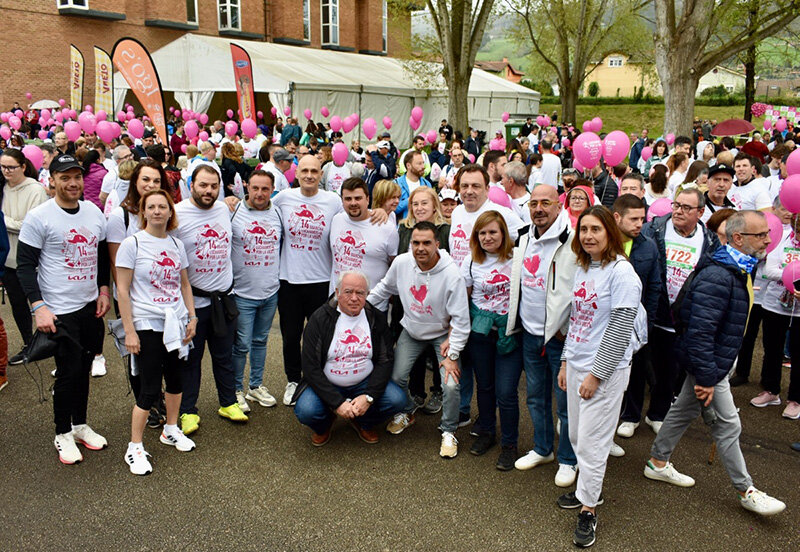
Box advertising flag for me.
[70,44,85,109]
[93,47,114,115]
[230,43,257,120]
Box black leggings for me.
[760,309,800,402]
[134,330,184,411]
[2,268,32,345]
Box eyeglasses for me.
[0,165,21,172]
[562,169,579,176]
[671,202,699,213]
[529,199,557,208]
[340,289,367,297]
[569,196,588,203]
[739,232,770,240]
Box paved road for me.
[0,305,798,551]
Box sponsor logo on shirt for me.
[241,220,278,265]
[62,227,98,280]
[329,327,372,376]
[288,203,326,251]
[568,280,598,343]
[409,284,433,315]
[150,250,181,302]
[333,229,366,275]
[194,223,229,273]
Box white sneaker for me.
[125,443,153,476]
[609,442,625,457]
[91,354,107,377]
[555,463,578,487]
[739,486,786,516]
[440,431,458,458]
[645,416,662,435]
[54,432,83,465]
[514,450,555,471]
[616,421,639,438]
[246,385,277,407]
[51,368,57,377]
[72,424,108,450]
[236,390,251,413]
[644,461,696,487]
[283,382,298,406]
[159,428,196,452]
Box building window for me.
[187,0,198,24]
[218,0,240,31]
[382,0,388,52]
[58,0,88,7]
[321,0,339,46]
[303,0,311,41]
[608,56,624,67]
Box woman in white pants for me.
[557,206,642,548]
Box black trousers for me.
[735,304,764,380]
[647,327,678,422]
[3,268,32,345]
[134,330,184,410]
[277,280,329,383]
[761,309,800,402]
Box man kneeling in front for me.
[293,271,406,445]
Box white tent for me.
[114,34,540,145]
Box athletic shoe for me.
[72,424,108,450]
[457,412,471,427]
[411,395,425,412]
[729,374,748,387]
[8,350,24,365]
[616,421,639,438]
[312,427,331,447]
[0,375,7,392]
[54,432,83,465]
[180,413,200,435]
[739,486,786,516]
[218,403,249,422]
[283,382,298,406]
[750,391,781,408]
[386,412,415,434]
[514,450,554,471]
[469,433,496,456]
[644,460,696,487]
[783,360,792,369]
[555,463,578,487]
[125,443,152,476]
[573,510,597,548]
[495,445,517,471]
[422,391,443,414]
[440,431,458,458]
[781,401,800,419]
[235,390,251,413]
[90,354,107,377]
[645,416,662,434]
[246,385,277,407]
[147,408,165,429]
[350,422,379,444]
[609,442,625,457]
[159,429,196,452]
[791,442,800,452]
[557,491,604,509]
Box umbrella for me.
[29,99,60,109]
[711,118,756,137]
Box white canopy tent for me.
[114,34,540,145]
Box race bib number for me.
[665,241,698,271]
[783,246,800,267]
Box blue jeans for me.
[459,353,474,418]
[523,331,576,466]
[465,331,523,446]
[392,329,460,432]
[232,293,279,391]
[294,379,406,435]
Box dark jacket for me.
[464,137,479,158]
[398,222,450,255]
[280,124,301,146]
[593,170,617,209]
[675,246,751,386]
[641,213,719,328]
[629,138,645,170]
[628,233,661,327]
[370,151,396,181]
[298,296,394,410]
[220,157,252,197]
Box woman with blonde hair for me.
[371,179,401,225]
[220,141,251,198]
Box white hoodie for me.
[368,249,470,353]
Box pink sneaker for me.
[782,401,800,419]
[750,391,781,408]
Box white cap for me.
[439,189,459,202]
[376,140,390,149]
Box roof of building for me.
[474,58,524,76]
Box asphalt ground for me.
[0,302,798,552]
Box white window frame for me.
[303,0,311,41]
[608,56,624,67]
[382,0,388,53]
[218,0,241,31]
[186,0,199,24]
[320,0,339,46]
[58,0,88,8]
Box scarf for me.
[724,244,759,274]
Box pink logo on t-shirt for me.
[242,220,278,262]
[333,229,367,274]
[450,224,471,264]
[330,327,372,376]
[62,227,98,273]
[287,203,326,251]
[150,250,181,301]
[486,270,510,284]
[569,280,599,344]
[410,284,427,304]
[524,254,540,276]
[481,269,511,314]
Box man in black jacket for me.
[294,271,405,446]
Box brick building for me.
[0,0,415,110]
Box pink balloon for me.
[363,118,377,140]
[409,116,420,131]
[284,163,297,184]
[411,106,423,123]
[199,113,209,125]
[117,111,126,123]
[226,109,234,118]
[8,116,21,130]
[127,119,144,139]
[488,186,512,209]
[95,110,107,122]
[780,174,800,213]
[70,109,78,120]
[602,130,631,166]
[14,109,23,118]
[199,131,209,142]
[54,111,64,123]
[303,109,312,120]
[321,106,330,118]
[342,116,355,134]
[782,260,800,292]
[127,105,135,113]
[468,153,475,163]
[562,138,571,148]
[426,129,437,144]
[382,116,392,130]
[776,118,787,132]
[270,107,278,117]
[763,119,772,131]
[58,99,66,106]
[647,197,673,221]
[573,158,585,173]
[241,118,258,139]
[330,116,343,132]
[95,121,115,143]
[787,149,800,176]
[665,133,675,145]
[173,109,181,119]
[169,106,175,113]
[79,113,96,134]
[126,112,135,122]
[25,92,32,100]
[764,212,783,254]
[351,113,359,125]
[22,145,44,171]
[182,111,192,122]
[0,113,8,123]
[184,120,199,139]
[40,109,51,121]
[181,144,188,153]
[190,137,199,146]
[64,121,81,141]
[110,122,121,138]
[582,120,591,132]
[640,146,653,162]
[591,117,602,133]
[0,126,10,141]
[85,105,93,113]
[283,106,291,117]
[501,111,510,123]
[38,130,49,140]
[332,142,348,166]
[573,132,603,169]
[225,120,238,137]
[256,111,263,120]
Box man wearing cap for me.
[264,148,292,192]
[134,130,155,159]
[398,136,431,177]
[365,143,395,194]
[701,164,737,224]
[17,153,111,465]
[438,189,459,222]
[378,131,398,160]
[464,128,480,159]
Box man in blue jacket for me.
[644,210,786,516]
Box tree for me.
[425,0,496,133]
[587,82,600,97]
[653,0,800,136]
[505,0,650,124]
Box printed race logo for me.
[409,284,433,315]
[150,250,181,302]
[523,253,545,290]
[333,229,366,275]
[62,227,98,280]
[288,203,326,251]
[450,224,470,264]
[329,327,372,377]
[482,269,511,314]
[241,220,278,264]
[568,280,598,344]
[194,223,229,273]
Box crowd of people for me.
[1,104,797,548]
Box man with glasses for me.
[641,188,718,435]
[439,147,465,190]
[701,164,736,223]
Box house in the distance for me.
[755,79,800,98]
[474,57,525,84]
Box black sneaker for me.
[573,510,597,548]
[469,433,496,456]
[147,408,166,429]
[8,350,25,365]
[495,445,517,471]
[457,412,471,427]
[557,491,604,509]
[729,374,748,387]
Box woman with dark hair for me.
[644,139,669,174]
[645,165,670,204]
[220,142,252,198]
[300,121,316,146]
[81,149,108,210]
[557,205,641,547]
[315,122,328,143]
[682,160,709,190]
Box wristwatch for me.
[365,395,374,404]
[448,351,460,361]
